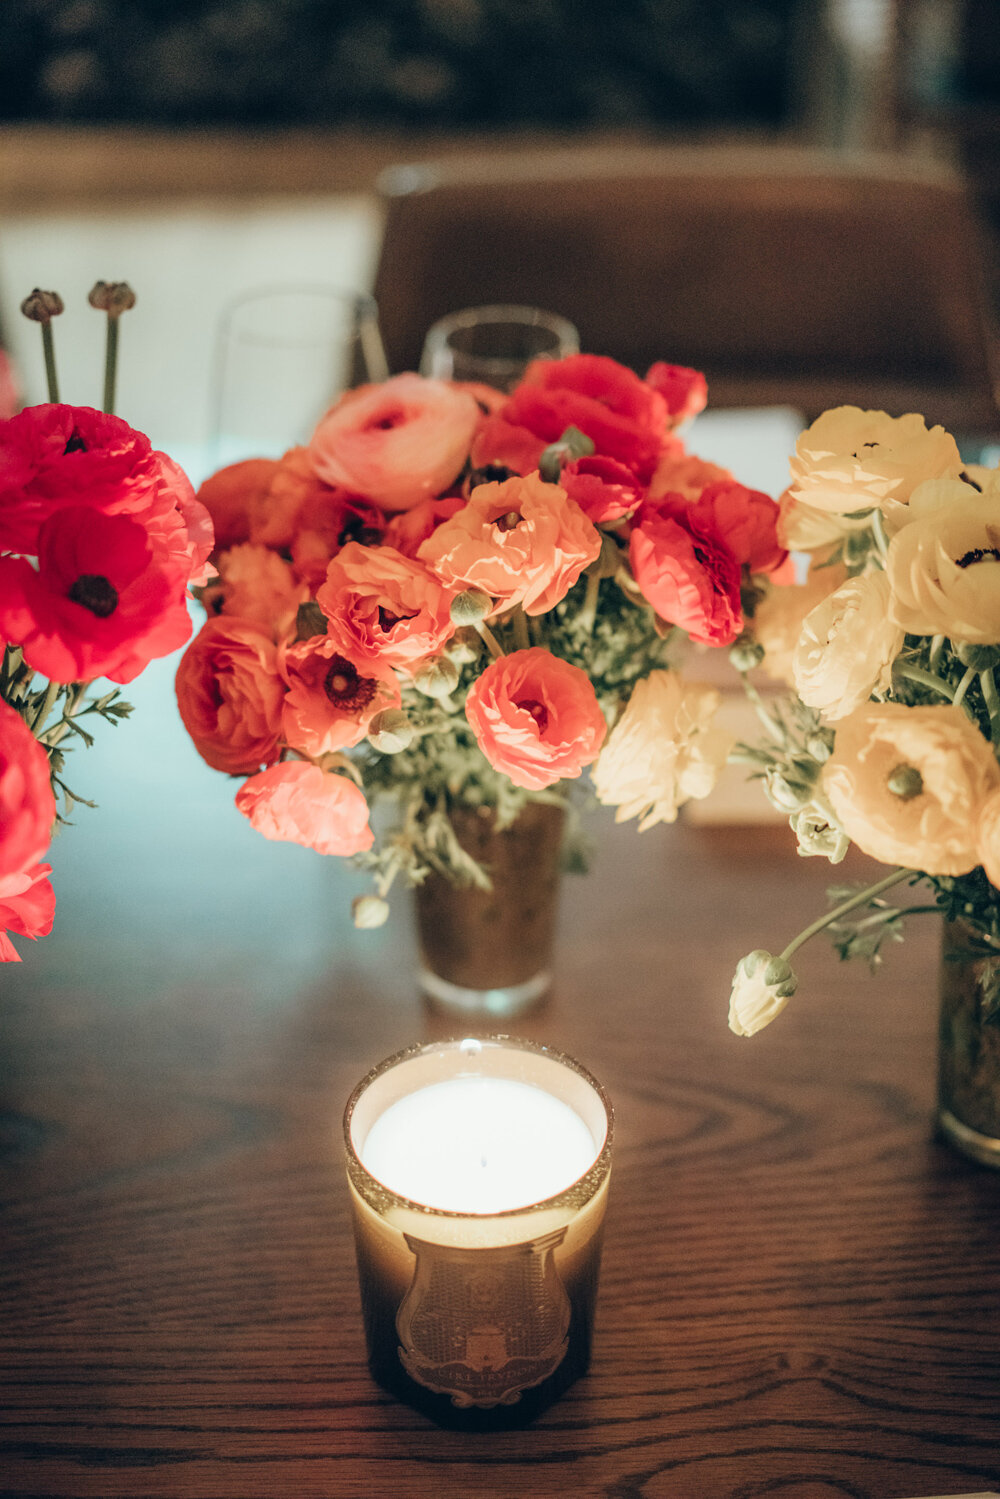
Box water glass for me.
[420,304,579,392]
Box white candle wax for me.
[359,1076,599,1214]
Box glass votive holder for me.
[419,304,580,391]
[343,1036,613,1429]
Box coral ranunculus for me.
[280,636,401,756]
[629,504,743,646]
[175,616,285,774]
[559,455,646,524]
[0,506,192,684]
[197,457,278,554]
[683,481,786,575]
[235,761,374,856]
[0,699,56,881]
[418,471,601,615]
[464,647,607,790]
[307,374,479,512]
[0,861,55,963]
[212,543,309,642]
[317,541,455,671]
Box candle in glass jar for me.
[360,1075,599,1214]
[344,1037,614,1428]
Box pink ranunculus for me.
[559,455,646,524]
[472,354,670,483]
[644,363,708,427]
[0,861,55,963]
[279,636,401,756]
[152,451,215,587]
[175,616,285,774]
[464,647,607,790]
[418,471,601,616]
[307,374,480,512]
[0,506,192,684]
[0,699,56,882]
[316,541,455,671]
[629,504,743,646]
[235,761,374,856]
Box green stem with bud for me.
[981,667,1000,743]
[779,867,916,964]
[103,315,119,415]
[473,619,505,660]
[893,660,956,700]
[952,665,977,710]
[42,322,59,403]
[929,634,946,672]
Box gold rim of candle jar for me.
[343,1035,614,1222]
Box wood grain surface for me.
[2,664,999,1499]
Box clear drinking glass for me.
[210,284,388,466]
[420,304,579,392]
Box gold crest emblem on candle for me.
[396,1228,570,1408]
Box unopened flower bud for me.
[367,708,414,753]
[352,894,390,929]
[728,637,765,673]
[413,655,459,698]
[295,601,328,641]
[450,590,492,626]
[20,288,64,323]
[538,424,595,482]
[446,628,481,665]
[806,730,835,763]
[765,768,812,812]
[729,948,798,1036]
[88,280,136,317]
[955,641,1000,670]
[887,762,923,800]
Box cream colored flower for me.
[887,480,1000,642]
[752,554,847,687]
[791,793,850,863]
[822,702,1000,874]
[787,407,961,517]
[592,669,734,830]
[792,571,904,721]
[778,489,871,553]
[728,949,798,1036]
[977,787,1000,891]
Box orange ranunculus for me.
[418,471,601,616]
[316,541,455,671]
[212,544,310,642]
[464,647,607,790]
[175,616,284,774]
[0,861,55,963]
[646,444,733,504]
[196,457,279,554]
[0,699,56,882]
[235,761,374,856]
[307,374,480,512]
[279,636,401,756]
[383,493,465,559]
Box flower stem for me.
[929,634,945,672]
[577,571,602,636]
[781,866,916,963]
[741,674,784,743]
[42,322,59,403]
[952,665,977,710]
[893,660,955,700]
[30,679,61,734]
[510,607,530,652]
[102,315,119,414]
[473,620,505,660]
[981,667,1000,743]
[870,507,890,562]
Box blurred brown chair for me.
[373,143,1000,437]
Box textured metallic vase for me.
[414,802,565,1018]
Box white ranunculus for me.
[787,407,961,517]
[592,669,734,830]
[887,481,1000,643]
[792,571,904,721]
[728,950,798,1037]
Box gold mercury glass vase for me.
[937,917,1000,1167]
[413,801,566,1018]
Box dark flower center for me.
[364,405,405,432]
[494,510,523,533]
[63,429,88,454]
[324,655,378,713]
[519,698,549,734]
[377,605,415,633]
[956,547,1000,568]
[469,463,516,489]
[338,515,381,548]
[68,573,118,617]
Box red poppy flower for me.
[0,505,192,684]
[0,698,56,881]
[0,861,55,963]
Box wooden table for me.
[2,661,999,1499]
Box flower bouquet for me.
[0,286,211,962]
[178,352,788,1002]
[725,406,1000,1162]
